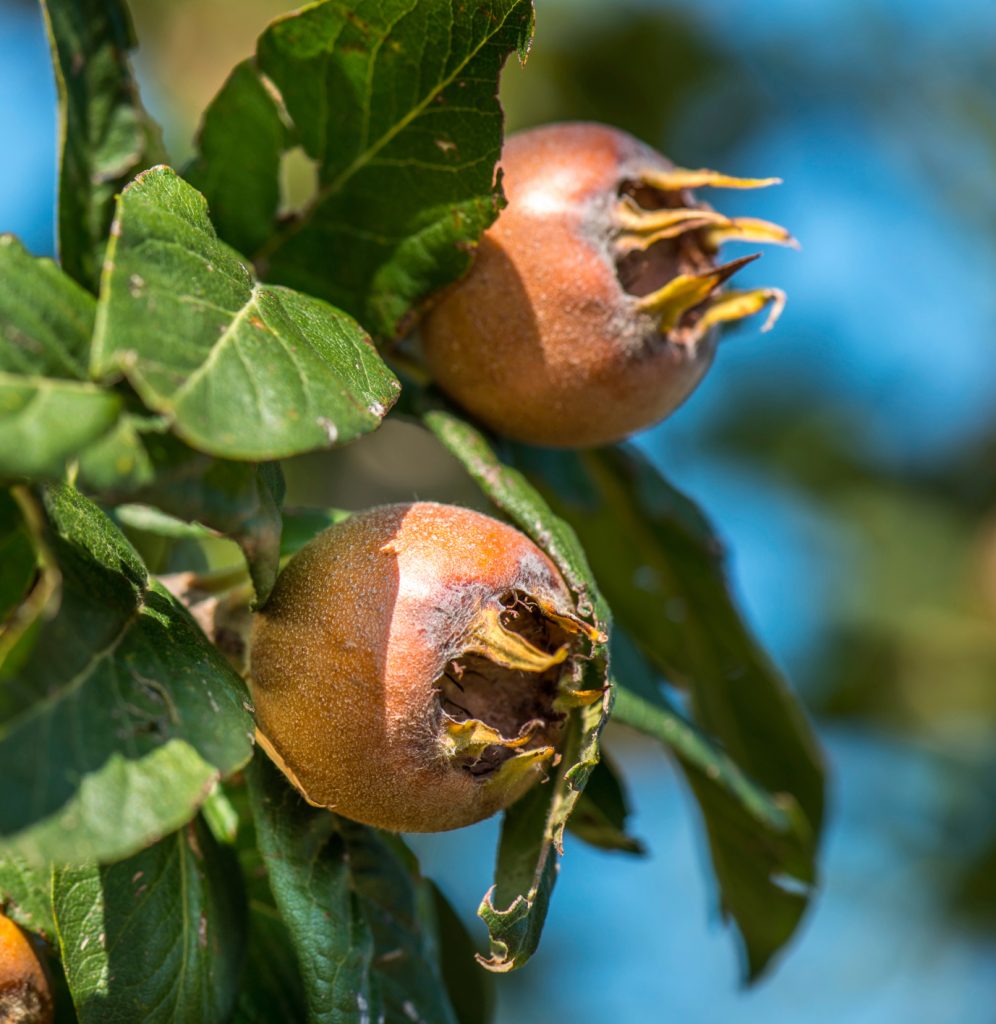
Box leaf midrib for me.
[255,1,517,263]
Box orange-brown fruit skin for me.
[422,121,717,448]
[0,915,53,1024]
[249,502,575,833]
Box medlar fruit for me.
[421,121,795,447]
[0,915,53,1024]
[249,502,601,833]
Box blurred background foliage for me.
[3,0,995,1020]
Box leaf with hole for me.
[422,407,611,972]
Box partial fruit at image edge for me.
[421,120,796,447]
[249,502,605,833]
[0,914,53,1024]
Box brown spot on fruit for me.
[249,502,595,832]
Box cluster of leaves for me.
[0,0,825,1020]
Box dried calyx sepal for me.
[435,588,603,783]
[613,165,794,345]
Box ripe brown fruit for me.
[249,502,602,833]
[422,121,795,447]
[0,915,53,1024]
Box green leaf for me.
[515,434,827,978]
[53,818,245,1023]
[421,408,610,972]
[0,375,122,481]
[512,444,826,834]
[0,491,55,680]
[0,490,38,623]
[611,631,815,978]
[0,236,127,482]
[79,424,284,604]
[254,0,535,338]
[220,777,307,1024]
[0,485,254,866]
[0,854,55,940]
[0,237,133,485]
[0,235,97,379]
[565,752,645,856]
[91,166,400,461]
[235,896,307,1024]
[73,411,160,494]
[113,504,217,541]
[248,752,459,1024]
[185,60,288,259]
[476,767,559,975]
[429,883,495,1024]
[40,0,165,293]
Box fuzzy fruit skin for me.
[250,502,575,833]
[0,915,53,1024]
[422,121,717,448]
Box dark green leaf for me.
[234,896,307,1024]
[0,490,38,623]
[248,752,458,1024]
[0,854,55,940]
[0,485,254,865]
[565,752,645,855]
[0,236,127,482]
[221,777,307,1024]
[91,166,400,461]
[0,491,55,680]
[53,818,245,1023]
[40,0,165,293]
[185,59,288,258]
[512,444,825,833]
[422,408,610,971]
[612,649,815,978]
[429,883,495,1024]
[476,768,559,974]
[255,0,535,338]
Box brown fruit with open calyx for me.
[0,915,53,1024]
[249,502,603,833]
[421,121,795,448]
